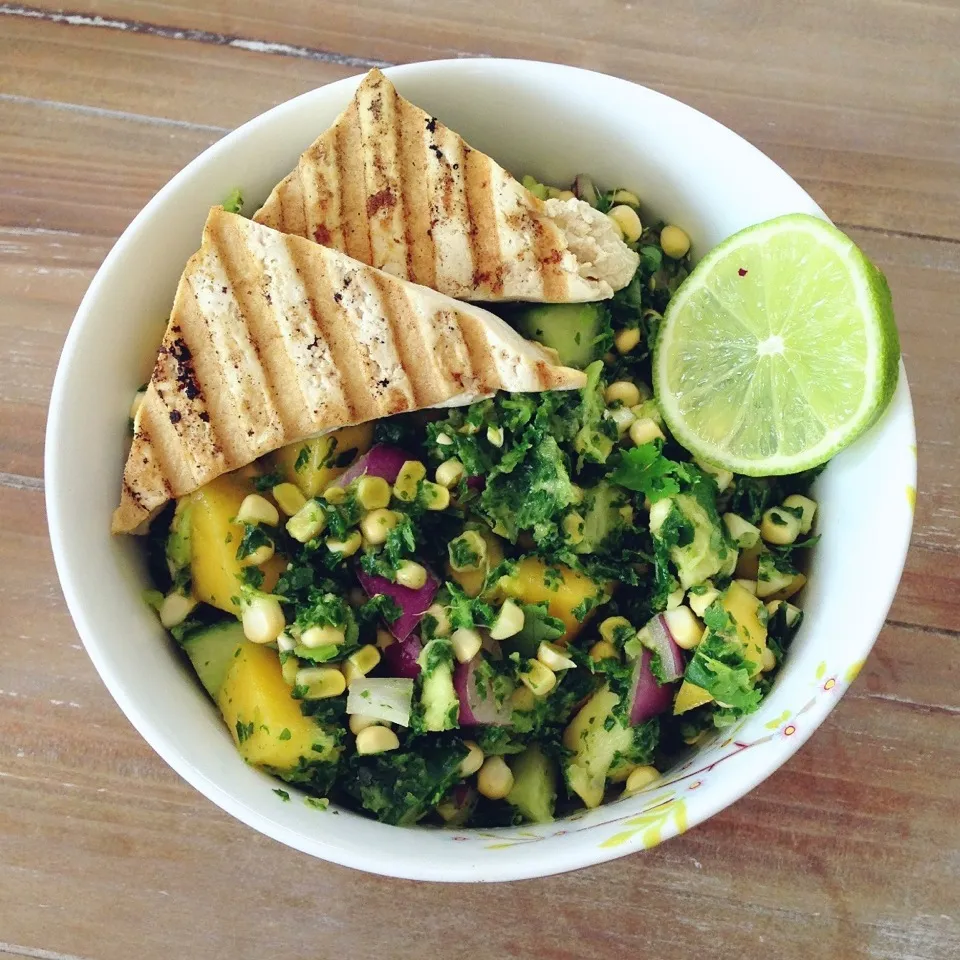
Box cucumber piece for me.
[181,620,248,698]
[165,499,193,588]
[514,302,606,369]
[506,744,557,823]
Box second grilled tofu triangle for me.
[113,208,586,534]
[254,69,639,303]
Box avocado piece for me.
[521,174,549,200]
[649,493,730,590]
[562,685,656,808]
[574,481,628,555]
[514,302,606,369]
[181,620,248,698]
[165,499,193,590]
[506,744,557,823]
[416,639,460,732]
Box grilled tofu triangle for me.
[254,68,639,303]
[112,208,586,534]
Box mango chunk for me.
[186,473,284,614]
[269,424,373,497]
[217,644,340,772]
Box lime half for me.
[654,213,900,476]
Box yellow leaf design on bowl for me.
[906,485,916,512]
[598,799,688,850]
[844,659,866,684]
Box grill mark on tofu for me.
[369,268,429,408]
[464,145,503,297]
[455,310,499,396]
[190,226,284,461]
[296,248,372,425]
[398,107,436,288]
[357,75,408,279]
[336,97,373,266]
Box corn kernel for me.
[666,586,685,610]
[423,603,451,638]
[610,188,641,207]
[355,475,391,510]
[159,592,197,629]
[241,596,285,644]
[342,644,381,685]
[510,686,537,712]
[765,599,802,627]
[489,599,525,640]
[589,640,618,663]
[625,765,660,793]
[696,458,733,493]
[435,458,465,489]
[563,511,585,545]
[286,500,327,543]
[393,460,426,502]
[436,433,454,446]
[609,405,637,435]
[277,631,297,653]
[450,627,483,664]
[280,654,300,686]
[477,756,514,799]
[272,483,307,517]
[630,417,665,447]
[355,725,400,755]
[486,425,504,448]
[237,494,279,527]
[782,494,818,534]
[662,605,704,650]
[239,541,275,568]
[375,628,395,650]
[734,578,758,596]
[323,485,346,504]
[129,387,146,422]
[349,714,383,735]
[760,508,801,545]
[360,508,400,546]
[569,484,585,505]
[296,666,346,699]
[420,481,451,511]
[460,740,485,777]
[537,641,576,671]
[723,513,761,548]
[607,204,643,242]
[326,530,362,558]
[688,582,720,618]
[300,624,346,649]
[519,659,556,697]
[660,225,691,259]
[605,380,642,407]
[761,647,777,672]
[599,616,632,644]
[448,530,487,572]
[395,560,428,590]
[557,189,576,201]
[614,327,642,354]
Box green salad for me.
[145,176,822,827]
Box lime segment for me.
[653,213,899,476]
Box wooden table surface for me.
[2,3,958,958]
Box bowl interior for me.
[46,59,916,881]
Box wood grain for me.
[1,3,959,959]
[1,484,957,960]
[9,1,960,239]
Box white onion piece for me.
[347,677,415,727]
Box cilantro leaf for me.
[610,443,682,502]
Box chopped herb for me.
[273,788,291,802]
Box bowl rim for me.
[45,57,917,882]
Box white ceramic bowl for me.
[46,59,916,882]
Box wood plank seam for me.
[0,2,393,68]
[0,92,229,133]
[0,473,44,492]
[0,943,91,960]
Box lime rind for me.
[654,213,900,476]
